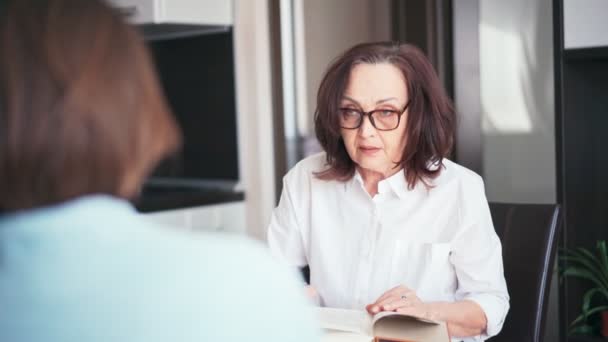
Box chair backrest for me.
[488,203,562,342]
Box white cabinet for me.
[108,0,233,25]
[142,201,246,234]
[563,0,608,49]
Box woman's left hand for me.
[366,285,437,321]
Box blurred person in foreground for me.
[0,0,319,341]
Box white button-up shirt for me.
[267,152,509,341]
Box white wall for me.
[233,0,277,240]
[563,0,608,49]
[479,0,556,205]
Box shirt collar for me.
[382,169,410,199]
[349,168,410,199]
[347,159,444,199]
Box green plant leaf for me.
[561,247,608,288]
[576,245,608,288]
[581,288,608,319]
[598,241,608,280]
[561,247,608,289]
[584,304,608,316]
[570,305,608,327]
[570,312,585,327]
[562,241,608,337]
[560,254,603,281]
[562,267,607,290]
[568,264,608,302]
[560,248,598,273]
[568,323,594,336]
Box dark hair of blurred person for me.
[0,0,180,211]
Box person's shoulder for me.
[117,227,322,341]
[283,152,328,185]
[157,231,321,342]
[188,232,274,264]
[289,152,328,175]
[437,159,489,223]
[133,225,307,299]
[133,221,270,263]
[437,158,484,189]
[137,225,297,284]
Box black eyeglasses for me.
[338,101,410,131]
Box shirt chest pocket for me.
[389,241,453,298]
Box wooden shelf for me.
[139,23,230,41]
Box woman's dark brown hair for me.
[0,0,181,211]
[314,42,455,189]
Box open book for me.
[316,307,450,342]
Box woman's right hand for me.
[305,285,320,305]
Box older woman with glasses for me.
[268,42,510,341]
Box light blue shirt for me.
[0,195,320,342]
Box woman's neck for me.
[358,167,400,196]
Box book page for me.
[316,307,449,342]
[315,307,373,337]
[372,313,449,342]
[371,310,441,326]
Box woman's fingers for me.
[368,286,418,313]
[304,285,320,305]
[380,296,415,311]
[374,285,410,304]
[368,287,401,313]
[367,304,381,314]
[305,285,318,299]
[381,298,420,311]
[380,291,419,310]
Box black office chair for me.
[488,203,562,342]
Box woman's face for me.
[340,63,409,177]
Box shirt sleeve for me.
[450,175,510,340]
[267,174,308,268]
